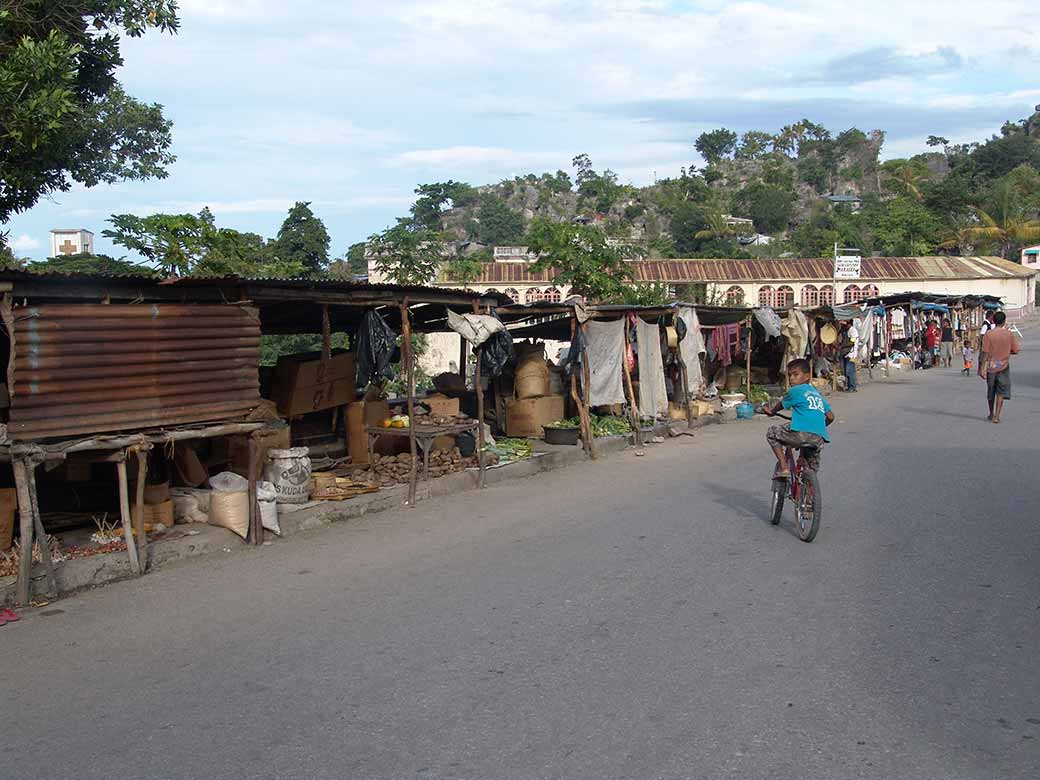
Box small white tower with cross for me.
[49,228,94,258]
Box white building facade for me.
[49,229,94,257]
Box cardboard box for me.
[421,393,460,417]
[272,350,356,417]
[668,401,689,420]
[346,399,391,465]
[505,395,566,438]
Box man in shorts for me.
[979,311,1020,424]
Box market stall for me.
[0,270,503,604]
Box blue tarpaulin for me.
[912,302,950,313]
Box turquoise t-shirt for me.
[782,383,831,441]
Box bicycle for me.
[767,412,822,542]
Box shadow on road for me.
[700,480,807,540]
[903,406,987,421]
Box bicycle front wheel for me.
[796,470,821,542]
[769,478,786,525]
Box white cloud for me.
[10,234,41,252]
[389,146,564,171]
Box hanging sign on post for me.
[834,255,862,279]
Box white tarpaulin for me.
[635,319,669,418]
[446,310,504,346]
[677,306,705,395]
[585,319,627,407]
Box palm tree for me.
[960,208,1040,258]
[695,210,737,240]
[884,163,927,200]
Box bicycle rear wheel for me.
[796,469,821,542]
[769,478,786,525]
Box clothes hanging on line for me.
[712,322,741,367]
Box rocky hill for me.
[389,111,1040,261]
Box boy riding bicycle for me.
[765,358,834,477]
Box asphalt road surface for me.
[4,335,1040,780]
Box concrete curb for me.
[1,420,701,606]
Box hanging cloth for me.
[585,319,627,407]
[711,322,740,367]
[446,310,504,346]
[677,306,705,395]
[781,309,809,375]
[753,307,782,338]
[635,319,669,419]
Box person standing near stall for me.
[924,319,940,368]
[979,311,1019,423]
[940,317,955,368]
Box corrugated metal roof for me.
[0,269,509,304]
[5,303,261,441]
[471,256,1034,284]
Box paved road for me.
[4,336,1040,780]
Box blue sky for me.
[6,0,1040,260]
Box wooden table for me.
[365,420,482,483]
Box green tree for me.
[874,197,942,256]
[475,194,524,245]
[959,180,1040,258]
[694,128,738,164]
[732,183,794,233]
[668,202,706,255]
[881,159,930,199]
[736,131,774,160]
[346,241,368,275]
[103,208,217,276]
[526,218,631,301]
[27,252,155,276]
[446,255,483,287]
[0,3,178,223]
[195,230,306,278]
[411,180,478,229]
[367,220,444,285]
[274,201,330,275]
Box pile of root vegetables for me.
[350,448,500,486]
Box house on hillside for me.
[823,194,863,212]
[1021,244,1040,270]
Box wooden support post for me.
[622,321,643,448]
[580,322,597,460]
[568,315,592,458]
[13,459,36,605]
[883,308,891,378]
[131,445,149,570]
[745,316,752,398]
[474,343,487,488]
[116,457,141,575]
[25,460,56,599]
[247,431,262,544]
[400,299,419,506]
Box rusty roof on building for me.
[468,256,1034,285]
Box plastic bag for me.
[480,328,513,379]
[257,480,280,536]
[355,310,398,387]
[209,471,249,492]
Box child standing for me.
[961,340,973,376]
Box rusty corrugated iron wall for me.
[4,303,261,441]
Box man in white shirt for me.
[841,321,859,392]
